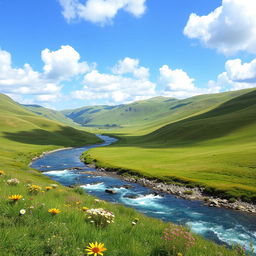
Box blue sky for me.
[0,0,256,109]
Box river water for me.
[31,135,256,251]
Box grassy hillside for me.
[62,89,254,135]
[23,104,79,127]
[85,90,256,202]
[0,93,241,255]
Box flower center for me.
[92,247,100,253]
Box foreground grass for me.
[0,165,245,256]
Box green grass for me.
[0,93,243,255]
[85,90,256,202]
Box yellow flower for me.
[45,186,53,191]
[86,242,107,256]
[8,194,23,202]
[82,207,89,212]
[0,170,5,176]
[76,201,81,205]
[48,208,61,215]
[28,185,41,194]
[177,253,183,256]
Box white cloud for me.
[0,45,89,103]
[42,45,89,81]
[72,61,156,104]
[159,65,220,98]
[209,58,256,90]
[58,0,147,25]
[184,0,256,55]
[112,57,149,79]
[225,58,256,82]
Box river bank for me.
[85,163,256,214]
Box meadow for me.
[84,90,256,202]
[0,93,249,255]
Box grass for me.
[84,90,256,202]
[0,93,247,255]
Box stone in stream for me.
[105,189,118,194]
[123,194,140,199]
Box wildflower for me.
[8,194,23,202]
[19,209,26,215]
[86,208,115,227]
[76,201,81,205]
[45,186,53,191]
[85,242,107,256]
[6,178,20,186]
[82,207,89,212]
[50,184,58,189]
[48,208,61,215]
[28,184,41,194]
[94,199,104,203]
[177,253,183,256]
[0,170,5,176]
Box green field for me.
[0,93,243,255]
[85,89,256,202]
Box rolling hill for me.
[84,89,256,202]
[0,93,101,165]
[23,104,78,127]
[62,88,254,135]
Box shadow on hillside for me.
[110,90,256,148]
[3,126,93,147]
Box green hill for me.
[0,93,101,160]
[62,89,254,135]
[85,89,256,202]
[0,93,239,256]
[23,104,78,127]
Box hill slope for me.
[62,89,254,135]
[23,104,78,127]
[0,93,101,160]
[85,89,256,202]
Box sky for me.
[0,0,256,110]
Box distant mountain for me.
[62,89,254,133]
[23,104,78,127]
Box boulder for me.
[105,189,117,194]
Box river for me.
[31,135,256,252]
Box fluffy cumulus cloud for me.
[0,45,89,103]
[41,45,89,81]
[72,57,156,103]
[184,0,256,55]
[159,65,221,98]
[209,58,256,90]
[112,57,149,79]
[58,0,147,25]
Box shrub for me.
[183,190,193,195]
[228,198,236,203]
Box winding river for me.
[31,135,256,251]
